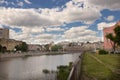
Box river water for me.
[0,53,80,80]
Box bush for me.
[15,42,28,52]
[57,65,70,80]
[51,45,62,51]
[99,49,108,54]
[42,69,50,74]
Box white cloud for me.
[9,27,56,44]
[1,0,120,44]
[0,8,63,27]
[10,26,45,42]
[87,0,120,11]
[37,34,54,39]
[31,27,45,33]
[24,0,31,4]
[0,0,8,5]
[106,15,114,21]
[9,25,99,44]
[0,0,102,28]
[97,22,116,30]
[0,0,5,3]
[10,29,28,41]
[0,0,119,27]
[47,27,64,32]
[63,26,99,42]
[17,2,24,7]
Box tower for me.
[0,28,9,39]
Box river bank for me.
[0,51,79,59]
[0,52,67,58]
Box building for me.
[0,28,23,51]
[82,42,103,52]
[103,21,120,50]
[0,28,9,39]
[28,44,44,51]
[0,38,22,51]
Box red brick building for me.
[103,21,120,50]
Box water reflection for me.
[0,53,80,80]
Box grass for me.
[94,54,120,70]
[81,53,120,80]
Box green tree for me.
[44,44,49,51]
[114,25,120,46]
[21,42,28,52]
[106,33,117,53]
[15,45,21,51]
[0,44,2,52]
[51,45,62,51]
[15,42,28,52]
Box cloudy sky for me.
[0,0,120,44]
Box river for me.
[0,53,80,80]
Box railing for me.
[67,53,83,80]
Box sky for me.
[0,0,120,44]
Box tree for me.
[44,44,50,51]
[21,42,28,52]
[0,45,3,52]
[106,33,117,53]
[0,45,2,52]
[114,25,120,46]
[51,45,63,51]
[15,45,21,51]
[15,42,28,52]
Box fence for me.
[67,53,83,80]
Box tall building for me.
[0,28,9,39]
[103,21,120,50]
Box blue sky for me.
[0,0,120,44]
